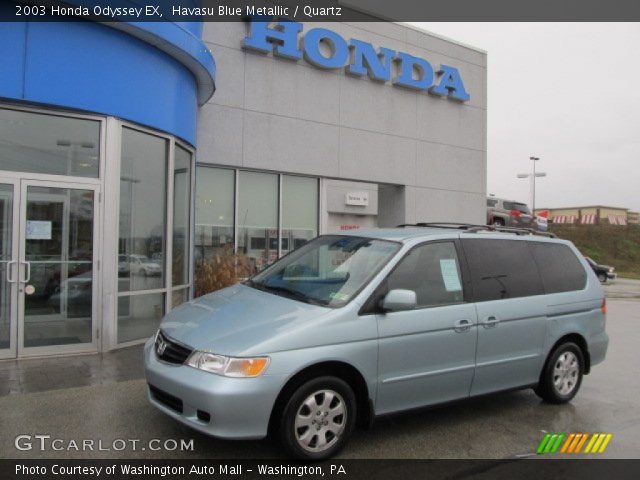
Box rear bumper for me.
[589,331,609,368]
[143,338,287,439]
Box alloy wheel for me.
[294,389,347,453]
[553,351,580,395]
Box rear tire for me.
[492,218,505,226]
[535,342,584,404]
[278,376,356,460]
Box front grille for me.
[149,384,183,413]
[155,330,193,364]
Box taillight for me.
[600,298,607,315]
[510,209,522,218]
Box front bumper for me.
[143,339,287,439]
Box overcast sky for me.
[413,23,640,212]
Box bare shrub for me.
[195,246,254,297]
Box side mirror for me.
[381,289,417,312]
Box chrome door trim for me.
[0,177,19,359]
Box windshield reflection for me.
[247,235,399,307]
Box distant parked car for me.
[487,197,536,229]
[585,257,616,283]
[128,254,162,277]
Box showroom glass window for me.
[282,176,318,253]
[194,167,234,262]
[0,108,100,177]
[118,128,168,343]
[194,167,235,297]
[238,171,278,274]
[194,167,319,295]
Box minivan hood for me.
[159,284,331,356]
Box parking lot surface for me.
[1,279,639,459]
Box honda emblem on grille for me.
[156,339,167,356]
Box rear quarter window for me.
[462,238,544,301]
[529,242,587,293]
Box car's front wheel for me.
[598,273,607,283]
[535,342,584,403]
[279,376,356,460]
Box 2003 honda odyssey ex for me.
[144,224,609,460]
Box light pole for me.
[517,156,546,213]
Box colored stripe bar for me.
[568,434,582,453]
[598,434,613,453]
[537,434,552,454]
[544,434,558,454]
[584,433,598,453]
[574,433,589,453]
[591,433,607,453]
[560,433,575,453]
[550,434,566,453]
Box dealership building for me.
[0,15,487,358]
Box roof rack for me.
[397,222,474,229]
[397,222,557,238]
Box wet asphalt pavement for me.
[1,279,639,459]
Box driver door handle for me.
[454,319,471,333]
[481,316,500,328]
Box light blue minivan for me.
[144,225,609,459]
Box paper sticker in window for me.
[26,220,52,240]
[440,259,462,292]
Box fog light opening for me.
[197,410,211,423]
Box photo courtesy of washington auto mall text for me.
[1,0,640,479]
[14,462,346,477]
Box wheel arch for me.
[543,333,591,376]
[268,361,373,434]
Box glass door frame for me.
[0,175,102,358]
[0,178,20,359]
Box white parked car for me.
[128,254,162,277]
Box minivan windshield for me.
[247,235,400,307]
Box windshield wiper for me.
[254,283,327,306]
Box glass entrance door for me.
[0,177,99,357]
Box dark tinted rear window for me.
[462,239,544,301]
[529,242,587,293]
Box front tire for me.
[598,273,607,283]
[492,218,505,227]
[535,342,584,403]
[278,376,356,460]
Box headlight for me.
[609,268,614,273]
[185,351,269,377]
